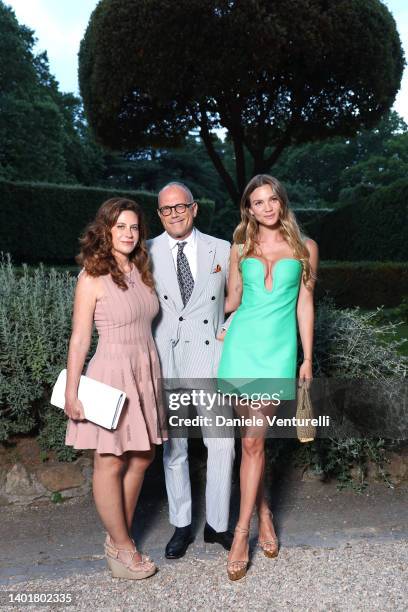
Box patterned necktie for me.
[177,241,194,306]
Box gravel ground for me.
[1,540,407,612]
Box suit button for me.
[203,319,208,324]
[179,316,183,321]
[164,295,168,299]
[211,296,215,300]
[205,340,209,345]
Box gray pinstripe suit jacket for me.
[147,229,230,382]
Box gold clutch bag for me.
[296,381,316,443]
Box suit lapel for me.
[153,232,184,311]
[185,230,216,310]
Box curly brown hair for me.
[76,197,154,290]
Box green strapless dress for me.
[217,257,302,400]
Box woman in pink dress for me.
[64,197,167,580]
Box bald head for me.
[158,181,194,206]
[157,181,198,240]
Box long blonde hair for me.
[233,174,312,286]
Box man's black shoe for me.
[165,526,194,559]
[203,522,233,551]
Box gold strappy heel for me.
[258,511,279,558]
[227,525,249,581]
[104,534,157,580]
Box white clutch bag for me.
[51,369,127,430]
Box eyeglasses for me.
[158,202,195,216]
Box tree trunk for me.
[198,107,240,204]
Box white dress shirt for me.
[167,227,197,280]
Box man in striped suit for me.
[148,181,235,559]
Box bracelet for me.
[303,358,312,362]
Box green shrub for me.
[298,299,407,490]
[305,179,408,261]
[296,207,333,227]
[0,256,91,458]
[1,258,407,477]
[37,407,78,462]
[392,296,408,324]
[0,179,214,264]
[294,438,394,492]
[316,262,408,308]
[312,298,407,379]
[210,201,239,242]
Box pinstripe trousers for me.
[163,390,235,532]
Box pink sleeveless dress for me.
[65,268,167,454]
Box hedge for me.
[2,177,407,264]
[295,207,333,227]
[317,262,408,308]
[0,180,215,264]
[305,179,408,261]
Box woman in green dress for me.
[217,175,318,580]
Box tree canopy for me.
[0,1,104,184]
[271,111,408,206]
[102,136,228,206]
[0,2,64,181]
[79,0,404,202]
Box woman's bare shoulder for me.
[304,238,318,256]
[76,270,104,297]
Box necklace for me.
[123,265,136,288]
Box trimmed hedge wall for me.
[2,178,407,264]
[305,180,408,261]
[316,262,408,308]
[295,207,333,227]
[0,180,215,264]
